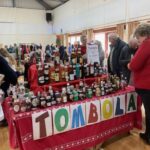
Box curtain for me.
[116,23,125,40]
[128,21,139,39]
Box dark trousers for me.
[136,89,150,137]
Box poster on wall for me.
[87,43,99,64]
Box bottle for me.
[25,97,32,111]
[38,63,45,85]
[40,97,47,108]
[61,87,67,103]
[49,63,55,83]
[60,64,66,82]
[13,99,20,113]
[73,65,76,80]
[77,49,83,65]
[54,49,60,64]
[46,95,52,107]
[90,63,94,77]
[55,65,60,82]
[72,90,79,101]
[95,87,101,97]
[69,65,75,81]
[20,100,27,112]
[55,91,62,104]
[31,96,39,110]
[76,63,80,79]
[44,64,50,84]
[86,88,93,98]
[71,50,77,65]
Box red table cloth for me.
[28,64,107,94]
[2,86,142,150]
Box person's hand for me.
[127,63,131,70]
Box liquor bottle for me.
[25,97,32,111]
[55,91,62,104]
[77,49,83,65]
[95,87,101,97]
[40,97,47,108]
[61,87,67,103]
[20,100,27,112]
[38,63,45,85]
[31,96,39,110]
[71,50,77,65]
[49,63,55,83]
[79,81,84,90]
[72,89,79,101]
[98,66,103,76]
[54,64,60,82]
[69,65,75,81]
[54,49,60,64]
[44,64,50,84]
[13,99,20,113]
[90,63,94,77]
[46,95,52,107]
[76,63,80,79]
[73,65,76,80]
[86,88,93,98]
[60,64,66,82]
[94,63,99,77]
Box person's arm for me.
[119,48,130,67]
[130,41,150,71]
[0,56,17,85]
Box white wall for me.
[0,7,56,47]
[53,0,150,34]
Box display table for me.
[28,64,107,94]
[2,86,142,150]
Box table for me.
[2,86,142,150]
[28,64,107,94]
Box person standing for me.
[119,38,138,83]
[128,23,150,144]
[108,33,126,77]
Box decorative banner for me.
[32,110,52,140]
[113,94,125,117]
[101,97,113,121]
[70,103,86,130]
[87,44,99,64]
[86,100,101,125]
[126,92,137,113]
[53,106,70,135]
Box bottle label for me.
[55,73,60,82]
[69,74,74,81]
[90,66,94,74]
[63,96,67,103]
[51,72,55,80]
[44,70,49,75]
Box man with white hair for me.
[108,33,126,77]
[119,38,138,83]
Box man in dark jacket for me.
[108,33,126,77]
[119,38,138,83]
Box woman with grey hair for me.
[128,23,150,144]
[95,40,105,67]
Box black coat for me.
[108,38,126,77]
[119,45,137,82]
[0,55,17,95]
